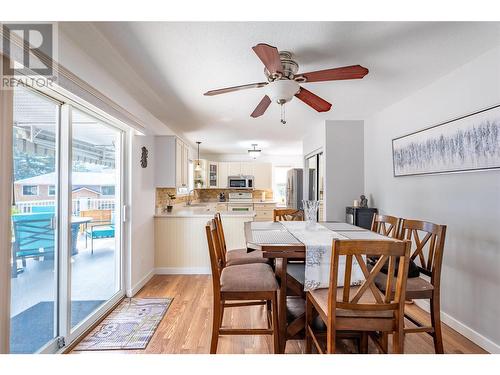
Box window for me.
[22,185,38,196]
[273,166,291,204]
[48,185,56,196]
[101,185,115,196]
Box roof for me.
[15,171,116,186]
[72,187,101,194]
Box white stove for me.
[228,192,253,212]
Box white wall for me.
[364,46,500,353]
[325,121,365,221]
[127,135,156,296]
[57,30,171,297]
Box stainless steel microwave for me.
[228,175,254,189]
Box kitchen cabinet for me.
[208,161,218,188]
[218,162,229,188]
[253,202,277,221]
[253,162,272,189]
[155,136,191,188]
[240,162,254,176]
[228,162,242,176]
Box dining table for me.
[244,220,396,352]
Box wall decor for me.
[392,104,500,177]
[140,146,148,168]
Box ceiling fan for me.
[204,43,369,124]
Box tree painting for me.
[393,106,500,176]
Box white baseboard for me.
[155,267,211,275]
[126,269,154,297]
[415,300,500,354]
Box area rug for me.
[74,298,172,351]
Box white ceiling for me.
[60,22,500,155]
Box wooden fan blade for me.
[295,87,332,112]
[252,43,282,75]
[250,95,272,118]
[204,82,267,96]
[299,65,369,83]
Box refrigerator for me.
[286,168,303,209]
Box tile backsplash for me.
[155,188,273,208]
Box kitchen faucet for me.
[186,189,195,206]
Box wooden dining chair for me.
[371,214,401,239]
[378,219,447,353]
[306,239,411,354]
[273,208,304,222]
[205,220,280,354]
[214,213,269,267]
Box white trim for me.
[0,57,13,354]
[415,300,499,354]
[155,267,211,275]
[126,269,155,297]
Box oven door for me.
[228,178,248,188]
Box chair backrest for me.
[32,206,55,213]
[80,209,111,223]
[205,219,223,296]
[213,213,227,266]
[327,239,411,319]
[398,219,447,281]
[371,214,400,239]
[273,208,304,222]
[11,213,55,252]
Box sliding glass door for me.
[69,108,122,333]
[10,87,61,354]
[9,85,125,353]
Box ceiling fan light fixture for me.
[248,144,262,159]
[264,79,300,104]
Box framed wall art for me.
[392,104,500,177]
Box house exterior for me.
[14,171,116,202]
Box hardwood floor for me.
[73,275,487,354]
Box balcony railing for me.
[15,198,116,215]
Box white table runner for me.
[280,221,365,291]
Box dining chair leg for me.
[211,297,222,354]
[360,332,368,354]
[430,295,444,354]
[393,323,405,354]
[272,292,281,354]
[380,332,389,353]
[305,294,313,354]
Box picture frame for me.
[392,104,500,177]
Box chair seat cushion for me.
[309,287,394,319]
[287,263,305,285]
[374,273,434,299]
[226,249,269,266]
[220,263,278,292]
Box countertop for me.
[154,206,256,218]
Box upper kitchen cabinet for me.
[155,136,190,188]
[253,162,272,189]
[218,162,229,188]
[227,162,241,176]
[207,161,218,188]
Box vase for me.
[302,200,320,223]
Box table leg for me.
[276,258,288,353]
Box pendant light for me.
[248,144,262,159]
[195,141,202,171]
